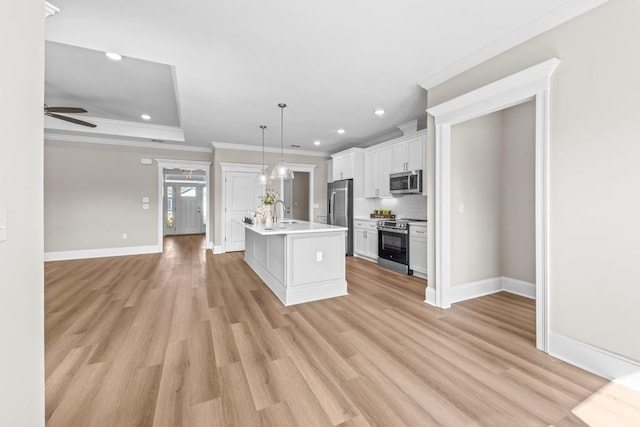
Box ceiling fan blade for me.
[46,112,97,128]
[45,106,88,114]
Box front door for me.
[165,184,204,235]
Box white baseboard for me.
[213,245,223,254]
[425,286,437,306]
[44,245,161,261]
[451,277,504,303]
[549,332,640,393]
[430,276,536,305]
[502,276,536,299]
[353,253,377,263]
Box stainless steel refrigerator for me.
[327,179,353,256]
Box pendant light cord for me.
[278,103,286,159]
[260,125,266,171]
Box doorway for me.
[156,159,212,251]
[281,171,310,221]
[427,58,560,352]
[164,182,206,235]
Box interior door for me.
[225,171,259,252]
[175,185,203,234]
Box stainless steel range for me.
[377,219,412,275]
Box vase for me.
[265,206,273,227]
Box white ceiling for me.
[44,0,603,154]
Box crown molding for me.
[419,0,610,90]
[211,141,329,157]
[44,133,212,153]
[45,1,60,18]
[44,115,185,143]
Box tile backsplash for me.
[355,195,427,220]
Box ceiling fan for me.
[44,105,97,128]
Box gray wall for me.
[501,101,536,283]
[292,171,310,221]
[0,2,45,424]
[451,111,503,285]
[212,148,328,247]
[44,139,212,252]
[450,102,535,286]
[428,0,640,361]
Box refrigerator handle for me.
[330,191,335,222]
[343,187,349,218]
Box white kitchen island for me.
[240,220,348,306]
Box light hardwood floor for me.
[45,234,640,426]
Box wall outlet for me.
[316,251,323,262]
[142,196,149,203]
[459,203,465,214]
[142,204,150,210]
[122,233,128,240]
[140,158,152,165]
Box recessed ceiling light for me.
[374,108,385,116]
[314,140,320,146]
[337,129,345,134]
[105,52,122,61]
[141,114,151,120]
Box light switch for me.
[142,204,150,210]
[316,251,323,262]
[140,158,152,165]
[142,196,149,203]
[0,209,6,242]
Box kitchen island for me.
[240,220,348,306]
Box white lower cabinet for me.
[409,225,427,276]
[354,219,378,261]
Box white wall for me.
[44,139,212,252]
[427,0,640,361]
[0,2,45,425]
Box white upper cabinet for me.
[331,148,363,181]
[364,145,392,198]
[391,135,425,173]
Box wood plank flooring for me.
[45,234,640,426]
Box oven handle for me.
[377,227,408,235]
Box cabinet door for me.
[409,236,427,274]
[366,230,379,259]
[391,141,407,173]
[364,150,378,198]
[407,136,424,171]
[378,145,393,198]
[354,229,367,256]
[327,159,334,183]
[332,155,345,181]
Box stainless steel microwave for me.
[390,170,422,194]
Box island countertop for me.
[237,220,347,236]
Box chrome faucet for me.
[273,199,286,223]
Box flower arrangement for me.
[260,187,279,206]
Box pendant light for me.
[270,103,294,181]
[256,125,270,188]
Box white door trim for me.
[220,162,263,253]
[156,159,212,251]
[426,58,560,352]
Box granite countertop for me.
[238,220,348,236]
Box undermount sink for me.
[277,220,298,224]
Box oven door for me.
[378,228,408,265]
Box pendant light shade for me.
[256,125,271,188]
[270,103,294,181]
